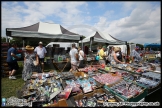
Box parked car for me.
[16,47,25,61]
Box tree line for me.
[1,37,160,51]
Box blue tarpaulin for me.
[144,43,161,48]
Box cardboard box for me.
[70,88,119,107]
[73,72,88,78]
[47,99,68,107]
[2,63,8,67]
[2,67,10,71]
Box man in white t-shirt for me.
[69,44,79,72]
[34,41,47,72]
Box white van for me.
[46,42,78,50]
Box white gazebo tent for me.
[80,31,127,50]
[80,31,114,51]
[101,32,127,45]
[6,22,83,47]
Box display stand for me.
[53,60,69,72]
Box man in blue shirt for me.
[130,46,142,63]
[6,43,20,80]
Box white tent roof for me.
[101,32,126,44]
[80,31,126,45]
[6,22,82,42]
[38,22,62,34]
[80,31,110,43]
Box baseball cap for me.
[39,41,43,44]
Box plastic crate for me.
[104,79,148,102]
[70,88,121,107]
[112,65,142,76]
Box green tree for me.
[136,43,144,50]
[10,37,23,47]
[1,37,6,42]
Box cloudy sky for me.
[2,1,161,44]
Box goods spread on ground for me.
[93,73,122,85]
[4,61,161,107]
[110,80,144,98]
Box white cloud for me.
[1,1,88,37]
[100,2,160,44]
[12,1,18,5]
[96,2,105,9]
[38,2,64,15]
[104,10,114,18]
[122,2,137,12]
[69,28,94,37]
[94,17,110,32]
[1,2,160,45]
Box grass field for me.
[1,61,55,98]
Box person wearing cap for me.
[34,41,47,72]
[7,43,21,80]
[98,46,107,65]
[22,45,41,81]
[130,46,142,63]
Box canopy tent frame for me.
[6,22,83,47]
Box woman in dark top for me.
[117,47,123,62]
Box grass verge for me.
[1,61,55,98]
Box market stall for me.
[6,22,83,43]
[6,22,83,72]
[11,59,160,107]
[5,22,161,107]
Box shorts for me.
[71,61,79,71]
[7,62,19,71]
[39,58,44,63]
[78,60,86,68]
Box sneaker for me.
[9,76,17,80]
[9,76,12,79]
[12,76,16,78]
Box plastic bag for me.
[95,56,100,61]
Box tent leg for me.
[90,39,92,51]
[23,40,25,48]
[82,40,83,51]
[6,36,8,42]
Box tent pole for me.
[82,39,83,50]
[126,41,128,56]
[23,39,25,47]
[90,39,92,51]
[6,36,8,42]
